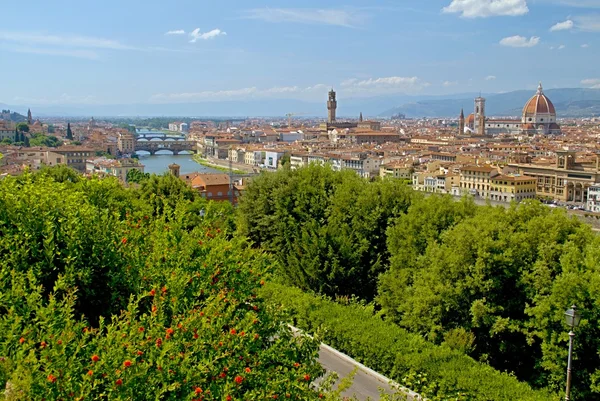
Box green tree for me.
[126,168,150,184]
[66,122,73,140]
[237,165,412,300]
[16,122,29,133]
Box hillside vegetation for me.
[239,164,600,401]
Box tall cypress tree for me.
[66,123,73,140]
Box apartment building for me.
[489,175,537,203]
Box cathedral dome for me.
[466,113,475,125]
[523,83,556,116]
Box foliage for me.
[29,133,62,147]
[127,168,150,184]
[16,122,29,133]
[0,170,327,400]
[237,165,413,300]
[379,200,600,399]
[261,283,555,401]
[66,122,73,140]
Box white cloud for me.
[189,28,226,43]
[13,93,97,105]
[1,44,100,60]
[165,30,185,35]
[485,75,497,80]
[149,78,431,104]
[499,35,540,47]
[443,80,458,87]
[581,79,600,89]
[558,44,566,50]
[243,8,363,27]
[550,19,574,31]
[341,76,430,95]
[149,84,329,103]
[442,0,528,18]
[0,31,132,50]
[581,44,589,48]
[573,15,600,32]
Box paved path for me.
[290,326,420,401]
[318,343,402,400]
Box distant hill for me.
[380,88,600,118]
[0,107,26,123]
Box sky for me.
[1,0,600,107]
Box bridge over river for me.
[134,138,197,155]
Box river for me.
[136,153,221,175]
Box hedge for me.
[261,283,557,401]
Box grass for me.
[192,155,247,175]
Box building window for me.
[217,192,223,197]
[207,192,213,198]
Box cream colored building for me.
[459,165,500,198]
[509,151,600,203]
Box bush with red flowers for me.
[0,172,325,400]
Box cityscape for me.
[2,0,600,400]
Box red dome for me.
[466,114,475,124]
[523,83,556,116]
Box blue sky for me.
[1,0,599,106]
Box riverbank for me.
[192,155,250,174]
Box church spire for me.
[359,112,363,122]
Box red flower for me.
[234,376,243,385]
[139,327,145,332]
[47,374,57,383]
[156,338,162,347]
[272,396,278,399]
[303,374,311,381]
[19,337,25,344]
[293,362,300,368]
[91,355,100,362]
[40,341,47,348]
[137,350,143,356]
[195,387,203,395]
[161,286,167,294]
[245,367,251,373]
[123,360,132,368]
[230,328,237,335]
[121,238,127,244]
[253,334,259,340]
[193,332,199,339]
[226,396,232,401]
[219,372,226,379]
[57,340,62,345]
[166,328,174,336]
[115,378,123,386]
[149,289,156,296]
[87,370,93,376]
[152,305,157,313]
[239,331,245,337]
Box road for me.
[318,344,395,400]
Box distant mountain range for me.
[380,88,600,118]
[2,88,600,119]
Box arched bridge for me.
[134,140,197,155]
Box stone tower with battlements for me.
[327,89,337,123]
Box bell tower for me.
[474,96,486,136]
[327,89,337,123]
[458,108,465,135]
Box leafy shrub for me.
[261,283,556,401]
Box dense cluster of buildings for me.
[2,85,600,210]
